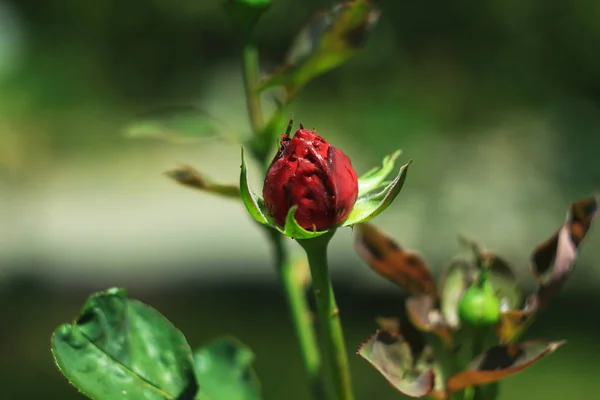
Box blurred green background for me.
[1,0,599,399]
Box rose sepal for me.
[283,206,330,239]
[342,157,411,227]
[240,146,272,226]
[357,150,402,196]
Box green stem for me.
[470,328,498,400]
[240,37,327,400]
[474,383,498,400]
[299,231,354,400]
[427,333,463,400]
[241,39,264,134]
[266,228,327,400]
[471,328,485,360]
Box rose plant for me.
[48,1,598,400]
[355,196,597,399]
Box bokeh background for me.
[1,0,599,399]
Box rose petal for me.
[354,223,437,296]
[446,340,564,391]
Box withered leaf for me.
[495,196,597,343]
[495,310,530,344]
[355,223,437,296]
[405,295,452,345]
[375,317,426,364]
[256,0,380,98]
[166,165,241,199]
[446,340,564,391]
[357,330,435,398]
[525,196,597,315]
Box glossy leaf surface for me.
[51,288,197,400]
[194,337,261,400]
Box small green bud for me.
[458,271,501,326]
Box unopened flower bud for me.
[458,272,501,326]
[263,127,358,231]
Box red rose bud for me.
[263,127,359,231]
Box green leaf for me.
[123,105,230,144]
[357,150,402,197]
[257,0,380,97]
[358,330,435,397]
[239,147,271,226]
[51,288,197,400]
[193,337,261,400]
[342,161,411,226]
[283,205,329,239]
[446,340,565,391]
[167,165,241,199]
